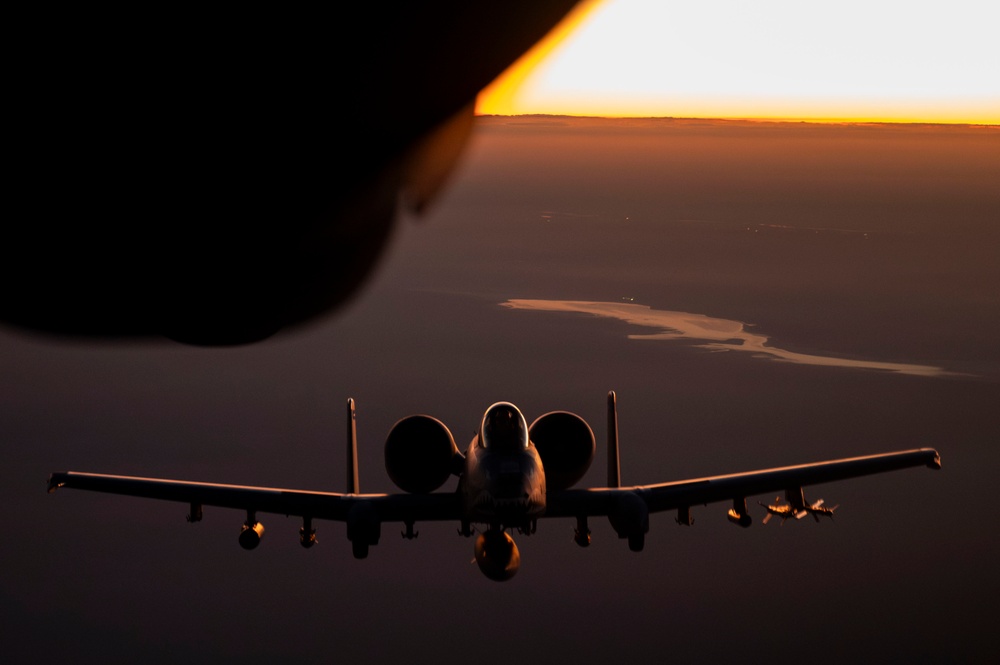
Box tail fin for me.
[607,391,621,488]
[347,398,360,493]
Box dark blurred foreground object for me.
[5,2,580,345]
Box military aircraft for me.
[759,490,839,525]
[47,391,940,581]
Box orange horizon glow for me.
[476,0,999,126]
[474,1,601,120]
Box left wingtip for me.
[47,473,66,493]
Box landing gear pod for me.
[385,415,463,493]
[609,492,648,552]
[347,501,380,559]
[528,411,595,490]
[239,520,265,550]
[474,530,521,582]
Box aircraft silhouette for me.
[48,391,940,581]
[759,490,839,525]
[5,2,581,345]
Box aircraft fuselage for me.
[459,402,546,532]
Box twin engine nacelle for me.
[527,411,595,491]
[385,415,465,493]
[383,410,597,493]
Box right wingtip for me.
[928,449,942,470]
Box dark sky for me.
[3,117,998,663]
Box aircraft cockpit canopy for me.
[481,402,529,452]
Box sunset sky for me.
[477,0,999,123]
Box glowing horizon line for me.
[475,1,998,127]
[474,111,999,127]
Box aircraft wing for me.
[49,447,940,524]
[544,448,941,520]
[46,472,463,524]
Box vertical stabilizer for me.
[347,398,360,493]
[607,390,621,488]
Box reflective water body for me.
[504,299,962,378]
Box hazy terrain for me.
[2,116,998,663]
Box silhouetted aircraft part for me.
[347,399,360,494]
[5,2,583,346]
[761,492,841,524]
[607,390,621,488]
[609,492,650,552]
[46,392,942,581]
[239,514,265,551]
[727,498,753,528]
[384,414,464,494]
[676,506,694,526]
[809,500,839,522]
[528,410,595,491]
[474,530,521,582]
[300,517,318,549]
[186,503,203,523]
[787,488,808,512]
[759,497,782,525]
[347,501,381,560]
